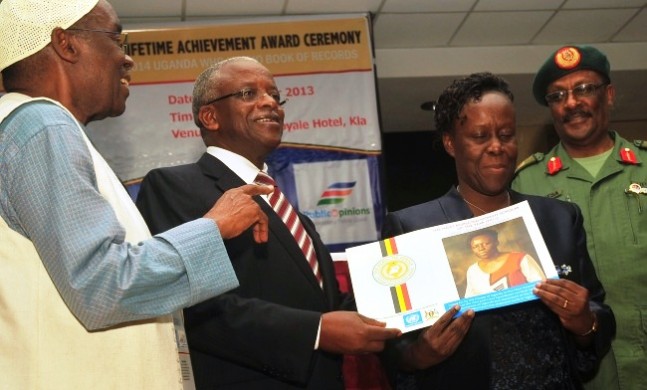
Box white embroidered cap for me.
[0,0,99,72]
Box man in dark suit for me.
[136,56,400,389]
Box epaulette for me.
[634,140,647,150]
[515,152,544,173]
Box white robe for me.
[0,93,191,389]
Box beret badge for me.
[554,47,581,70]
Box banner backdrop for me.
[85,14,383,251]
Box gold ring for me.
[563,299,568,309]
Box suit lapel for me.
[196,153,243,191]
[197,153,327,294]
[300,217,337,301]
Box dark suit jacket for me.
[136,153,347,389]
[382,187,615,389]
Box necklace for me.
[457,186,511,214]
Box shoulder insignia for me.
[515,152,544,173]
[634,140,647,150]
[620,147,638,164]
[546,156,563,174]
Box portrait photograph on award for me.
[445,217,544,299]
[345,201,558,333]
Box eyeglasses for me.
[67,28,129,52]
[544,83,608,105]
[204,88,287,106]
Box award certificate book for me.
[345,201,558,333]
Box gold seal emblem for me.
[373,254,416,287]
[554,47,581,70]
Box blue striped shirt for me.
[0,100,238,330]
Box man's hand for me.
[402,305,474,371]
[204,184,272,243]
[318,311,402,354]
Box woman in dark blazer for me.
[382,72,614,389]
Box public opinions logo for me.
[316,182,356,206]
[302,181,371,221]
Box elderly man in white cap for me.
[0,1,272,388]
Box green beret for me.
[533,45,611,106]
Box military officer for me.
[513,45,646,390]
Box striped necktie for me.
[255,171,323,288]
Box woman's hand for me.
[533,279,597,346]
[401,305,474,370]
